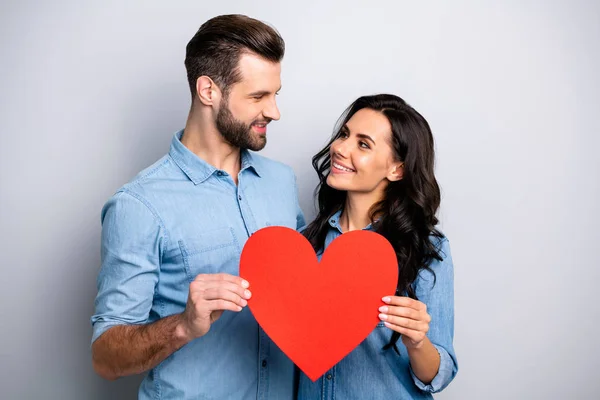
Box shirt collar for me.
[169,130,261,185]
[327,209,344,233]
[241,148,262,177]
[327,209,376,233]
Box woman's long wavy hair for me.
[302,94,444,351]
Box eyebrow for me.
[248,86,282,97]
[342,125,376,144]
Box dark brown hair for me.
[184,14,285,99]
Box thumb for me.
[210,310,224,324]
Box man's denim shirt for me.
[91,131,305,399]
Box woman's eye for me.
[359,141,370,149]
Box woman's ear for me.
[387,162,404,182]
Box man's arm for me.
[92,273,250,380]
[92,314,187,380]
[91,192,250,380]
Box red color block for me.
[240,227,398,381]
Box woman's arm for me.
[379,238,458,392]
[379,296,440,383]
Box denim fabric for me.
[297,210,457,399]
[92,130,305,399]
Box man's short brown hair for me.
[185,14,285,99]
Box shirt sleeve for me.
[90,190,164,344]
[292,171,306,231]
[410,237,458,393]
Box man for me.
[91,14,305,399]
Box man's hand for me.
[178,273,252,340]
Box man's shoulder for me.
[250,152,295,179]
[109,154,181,204]
[122,154,177,189]
[101,154,182,223]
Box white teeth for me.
[333,162,354,172]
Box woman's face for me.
[326,108,402,195]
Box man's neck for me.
[181,111,242,182]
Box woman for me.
[299,94,458,399]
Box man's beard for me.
[216,97,269,151]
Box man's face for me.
[216,53,281,151]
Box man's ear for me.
[387,162,404,182]
[195,76,221,106]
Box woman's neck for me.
[339,190,384,232]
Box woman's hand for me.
[378,296,431,349]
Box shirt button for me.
[326,374,332,380]
[262,360,267,367]
[216,171,223,176]
[238,195,242,201]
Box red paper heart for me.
[239,226,398,381]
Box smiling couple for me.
[90,14,457,400]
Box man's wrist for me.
[173,314,194,345]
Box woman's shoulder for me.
[429,232,451,259]
[415,233,453,287]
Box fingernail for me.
[245,290,252,299]
[241,299,248,307]
[379,306,388,313]
[241,280,250,288]
[382,297,391,304]
[378,313,388,321]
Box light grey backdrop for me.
[1,1,599,399]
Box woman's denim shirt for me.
[298,210,458,399]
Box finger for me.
[379,314,428,332]
[382,296,426,311]
[191,280,252,301]
[197,286,251,307]
[204,280,252,298]
[194,273,250,288]
[210,310,224,324]
[206,299,244,313]
[379,305,421,321]
[383,323,425,341]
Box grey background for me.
[1,0,599,399]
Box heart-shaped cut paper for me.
[239,226,398,381]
